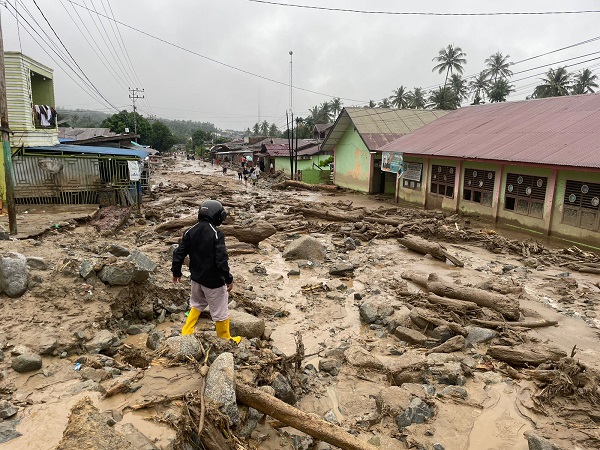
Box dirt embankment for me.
[0,158,599,450]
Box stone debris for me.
[0,252,29,297]
[204,352,239,426]
[11,353,42,373]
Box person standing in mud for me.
[237,167,243,183]
[171,200,241,344]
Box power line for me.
[64,0,369,103]
[29,0,117,110]
[3,2,118,111]
[247,0,600,16]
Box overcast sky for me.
[3,0,600,131]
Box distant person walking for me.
[269,162,274,174]
[250,168,258,186]
[237,167,243,182]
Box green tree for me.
[469,71,491,104]
[390,86,410,109]
[487,79,514,102]
[432,44,467,86]
[260,120,269,136]
[368,100,376,108]
[192,128,211,148]
[532,67,572,98]
[101,110,151,144]
[331,97,343,117]
[252,122,260,136]
[427,86,460,110]
[269,123,279,136]
[407,87,426,109]
[485,52,513,83]
[150,120,177,152]
[572,68,599,94]
[378,98,391,108]
[449,74,468,103]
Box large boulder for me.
[126,249,157,282]
[525,432,563,450]
[0,400,18,419]
[375,386,413,417]
[204,352,239,426]
[229,310,265,339]
[395,398,434,428]
[0,420,22,444]
[344,346,385,371]
[85,330,119,354]
[161,335,202,361]
[270,372,297,405]
[98,261,136,286]
[359,299,394,325]
[465,326,497,347]
[394,326,428,345]
[0,252,28,297]
[11,353,42,373]
[283,235,326,261]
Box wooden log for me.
[398,235,463,267]
[220,220,276,245]
[410,307,468,336]
[156,215,197,232]
[487,345,567,366]
[402,272,520,321]
[273,180,340,191]
[295,207,363,222]
[471,318,558,329]
[427,293,480,314]
[235,382,378,450]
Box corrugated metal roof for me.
[25,144,149,159]
[321,107,448,152]
[379,94,600,169]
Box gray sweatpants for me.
[189,280,229,322]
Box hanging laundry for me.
[32,104,56,127]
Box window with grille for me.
[463,168,495,206]
[430,165,456,198]
[562,180,600,231]
[504,173,547,218]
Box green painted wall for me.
[426,158,459,211]
[302,169,331,184]
[30,73,54,106]
[551,170,600,242]
[273,155,330,177]
[397,156,426,205]
[384,172,396,194]
[458,161,500,216]
[333,126,370,192]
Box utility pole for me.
[0,14,17,234]
[128,87,144,141]
[288,51,293,117]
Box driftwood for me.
[398,235,464,267]
[410,307,468,336]
[487,345,567,366]
[471,318,558,329]
[295,207,363,222]
[273,180,339,191]
[235,382,378,450]
[427,293,479,314]
[402,272,520,320]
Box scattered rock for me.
[107,244,131,257]
[432,362,465,386]
[283,235,326,261]
[79,367,107,383]
[205,352,239,426]
[375,386,413,417]
[287,269,300,276]
[238,407,262,439]
[79,259,98,280]
[85,330,119,354]
[26,256,48,270]
[146,330,164,351]
[401,383,435,398]
[11,353,42,373]
[431,325,453,343]
[525,432,563,450]
[359,299,394,325]
[36,336,58,356]
[270,372,297,405]
[126,249,157,282]
[344,346,385,371]
[329,263,354,276]
[433,444,446,450]
[98,261,136,286]
[477,371,504,385]
[0,400,18,419]
[161,335,202,361]
[465,326,497,347]
[319,358,342,376]
[439,386,468,399]
[229,310,265,339]
[116,423,159,450]
[0,252,29,297]
[395,398,434,428]
[426,335,465,354]
[0,420,22,444]
[394,326,428,345]
[323,409,339,425]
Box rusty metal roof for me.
[321,107,448,152]
[379,94,600,169]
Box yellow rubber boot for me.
[181,308,201,335]
[215,318,241,344]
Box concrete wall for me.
[273,155,330,177]
[301,169,331,184]
[333,126,371,192]
[425,158,460,212]
[458,161,500,218]
[397,156,427,206]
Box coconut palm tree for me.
[487,79,514,102]
[532,67,572,98]
[485,52,513,83]
[572,68,599,94]
[427,87,460,110]
[389,86,410,109]
[368,100,376,108]
[252,122,260,136]
[407,87,426,109]
[378,98,391,108]
[469,71,491,104]
[432,44,467,86]
[319,101,333,122]
[331,97,343,117]
[450,74,469,103]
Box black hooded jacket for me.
[171,219,233,288]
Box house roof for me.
[321,107,448,152]
[379,94,600,169]
[314,123,333,133]
[58,128,113,140]
[25,144,149,159]
[259,139,321,157]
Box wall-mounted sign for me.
[403,162,423,182]
[128,160,141,181]
[381,152,404,173]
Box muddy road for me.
[0,157,599,450]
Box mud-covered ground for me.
[1,157,599,450]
